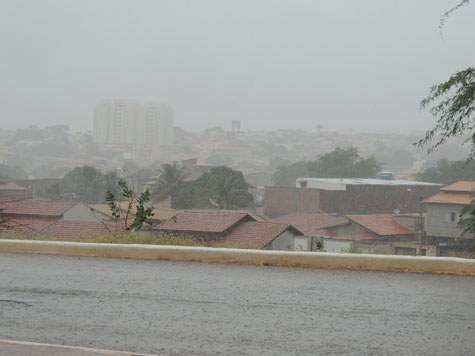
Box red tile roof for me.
[155,211,255,234]
[41,221,119,241]
[440,181,475,192]
[312,228,336,237]
[325,232,377,240]
[221,221,303,249]
[0,199,79,218]
[346,214,415,236]
[0,217,58,237]
[271,212,348,236]
[424,192,474,205]
[0,182,27,191]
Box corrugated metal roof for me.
[298,178,442,186]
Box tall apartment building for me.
[93,100,174,146]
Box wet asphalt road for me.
[0,252,474,356]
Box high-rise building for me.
[93,100,174,146]
[142,102,174,146]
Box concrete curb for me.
[0,339,158,355]
[0,240,474,275]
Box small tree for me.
[106,178,154,232]
[418,0,475,236]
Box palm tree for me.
[152,162,189,202]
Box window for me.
[445,211,458,222]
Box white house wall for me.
[323,239,353,253]
[266,231,305,251]
[426,203,465,238]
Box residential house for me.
[270,212,348,249]
[0,199,98,222]
[424,181,475,239]
[0,199,117,239]
[221,221,306,250]
[39,221,118,241]
[0,181,29,199]
[154,211,255,241]
[271,212,348,236]
[154,210,305,250]
[322,214,419,254]
[423,181,475,257]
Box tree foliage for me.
[417,67,475,159]
[103,170,120,198]
[171,166,253,210]
[106,178,154,231]
[273,147,382,187]
[152,162,189,202]
[273,161,312,187]
[416,159,475,184]
[458,200,475,236]
[419,0,475,236]
[60,166,105,203]
[0,164,28,180]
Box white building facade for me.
[93,100,174,146]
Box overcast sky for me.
[0,0,473,133]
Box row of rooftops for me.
[0,180,473,246]
[0,199,79,218]
[0,198,414,246]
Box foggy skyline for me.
[1,0,474,133]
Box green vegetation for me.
[34,166,131,204]
[273,147,382,187]
[171,166,253,209]
[61,166,106,203]
[152,162,189,202]
[418,0,475,236]
[416,159,475,184]
[0,231,241,249]
[91,233,200,246]
[0,163,28,180]
[106,178,154,231]
[459,203,475,237]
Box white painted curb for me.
[0,240,474,275]
[0,339,157,355]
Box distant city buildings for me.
[93,100,174,146]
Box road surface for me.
[0,252,474,355]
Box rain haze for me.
[1,2,475,355]
[1,0,474,133]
